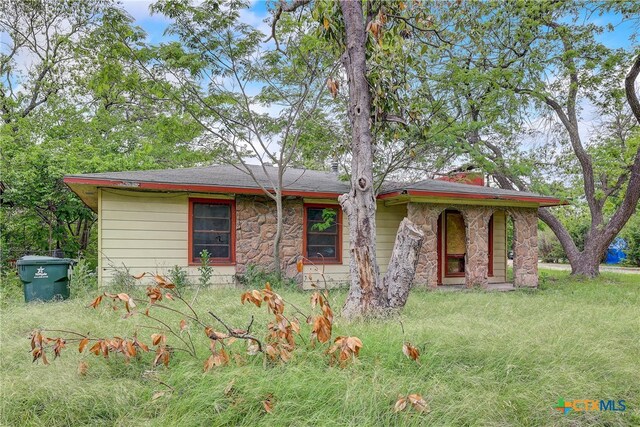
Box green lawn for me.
[1,270,639,426]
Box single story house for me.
[64,165,564,289]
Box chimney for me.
[331,160,339,175]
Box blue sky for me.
[121,0,637,49]
[121,0,272,43]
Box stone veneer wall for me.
[408,202,539,289]
[235,196,303,284]
[508,207,538,287]
[407,203,445,288]
[462,207,493,288]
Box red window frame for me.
[188,198,236,266]
[303,204,342,264]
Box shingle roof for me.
[65,164,351,195]
[64,164,565,207]
[379,178,560,202]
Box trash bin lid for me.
[16,256,76,266]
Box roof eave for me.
[63,176,344,199]
[378,189,567,207]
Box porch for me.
[407,202,539,289]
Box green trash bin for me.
[17,256,76,302]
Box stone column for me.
[280,198,304,283]
[510,208,538,288]
[462,207,493,288]
[407,203,444,288]
[235,196,303,285]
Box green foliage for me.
[107,264,136,292]
[238,264,298,291]
[310,208,337,232]
[168,265,191,289]
[2,270,639,425]
[0,273,23,307]
[69,258,98,297]
[1,2,220,262]
[538,229,566,263]
[621,211,640,266]
[197,250,213,287]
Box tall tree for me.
[131,0,337,277]
[273,0,443,316]
[0,1,212,261]
[405,1,640,277]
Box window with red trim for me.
[304,205,342,263]
[189,198,235,265]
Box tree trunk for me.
[338,0,384,318]
[570,250,602,278]
[384,218,424,309]
[338,0,424,317]
[273,192,283,278]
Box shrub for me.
[538,229,566,263]
[238,263,298,290]
[69,258,97,297]
[167,265,191,289]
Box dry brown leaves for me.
[402,342,420,362]
[203,349,229,372]
[327,336,363,366]
[326,78,339,98]
[263,394,274,414]
[394,394,430,414]
[240,289,262,307]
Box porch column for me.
[510,208,538,288]
[407,203,443,288]
[463,207,493,288]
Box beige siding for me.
[99,189,235,286]
[489,210,507,283]
[99,188,506,289]
[302,202,407,289]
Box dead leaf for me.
[88,295,103,309]
[180,319,187,331]
[326,78,339,98]
[151,391,166,400]
[323,17,329,30]
[263,395,274,414]
[296,259,304,273]
[132,272,146,280]
[402,342,420,362]
[408,394,430,413]
[151,333,166,346]
[78,337,89,353]
[394,396,408,412]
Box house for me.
[64,165,565,289]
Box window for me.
[304,204,342,263]
[444,211,466,276]
[188,198,235,265]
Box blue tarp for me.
[605,237,627,264]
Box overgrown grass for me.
[1,270,638,426]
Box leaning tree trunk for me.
[384,219,424,309]
[338,0,424,318]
